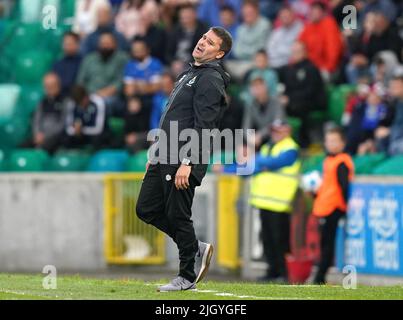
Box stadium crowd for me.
[1,0,403,157]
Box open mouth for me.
[196,46,204,53]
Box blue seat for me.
[87,150,129,172]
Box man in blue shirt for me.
[123,38,164,99]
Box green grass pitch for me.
[0,274,402,300]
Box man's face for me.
[309,6,324,23]
[99,34,116,52]
[43,74,60,98]
[271,127,290,143]
[97,6,112,27]
[63,35,79,56]
[250,79,267,100]
[192,30,224,63]
[279,9,294,27]
[179,7,197,29]
[220,9,235,27]
[389,79,403,99]
[242,4,258,25]
[290,42,306,63]
[132,41,148,61]
[325,133,345,154]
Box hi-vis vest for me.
[249,137,301,213]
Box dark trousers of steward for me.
[136,163,200,282]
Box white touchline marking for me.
[0,289,53,299]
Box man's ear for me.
[216,50,225,60]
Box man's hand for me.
[34,132,45,146]
[175,164,191,190]
[125,133,137,145]
[74,121,82,136]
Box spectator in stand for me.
[229,0,271,80]
[348,11,402,66]
[266,6,303,69]
[115,0,160,41]
[165,4,208,72]
[341,78,371,127]
[298,1,344,80]
[21,73,67,154]
[371,51,400,88]
[123,38,163,100]
[345,83,393,154]
[375,68,403,155]
[80,4,129,55]
[52,32,82,97]
[197,0,242,27]
[245,50,279,97]
[243,77,284,149]
[278,41,326,148]
[64,85,109,150]
[150,72,175,130]
[76,32,129,116]
[124,96,151,153]
[218,5,239,54]
[219,93,244,151]
[361,0,397,24]
[73,0,110,39]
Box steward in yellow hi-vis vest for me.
[249,119,301,283]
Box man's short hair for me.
[325,126,346,142]
[64,31,80,42]
[242,0,259,10]
[220,4,235,13]
[70,85,88,104]
[311,1,327,11]
[210,26,233,58]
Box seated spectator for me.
[227,0,271,81]
[348,11,402,65]
[124,96,151,153]
[266,5,303,69]
[219,94,244,151]
[218,4,239,59]
[73,0,110,39]
[76,32,129,115]
[298,1,344,79]
[346,83,393,154]
[123,38,163,99]
[166,4,208,72]
[361,0,398,24]
[21,73,67,154]
[80,4,129,55]
[278,41,326,148]
[371,51,401,88]
[115,0,159,41]
[52,32,82,96]
[197,0,242,28]
[342,79,371,127]
[375,68,403,155]
[150,72,175,130]
[64,86,109,150]
[242,77,284,149]
[245,50,279,97]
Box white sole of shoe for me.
[195,243,214,283]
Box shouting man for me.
[136,27,232,292]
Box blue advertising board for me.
[336,183,403,276]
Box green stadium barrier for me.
[301,153,325,174]
[353,153,387,175]
[371,155,403,176]
[109,117,125,138]
[126,150,149,172]
[8,149,50,172]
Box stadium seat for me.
[18,0,42,23]
[0,149,6,171]
[0,84,21,125]
[87,150,129,172]
[15,50,53,84]
[48,151,91,172]
[0,117,30,149]
[18,84,43,117]
[353,153,386,175]
[9,149,50,172]
[108,117,125,138]
[328,84,356,124]
[371,155,403,176]
[126,150,149,172]
[3,23,43,56]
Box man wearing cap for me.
[249,119,301,283]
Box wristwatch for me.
[181,158,192,166]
